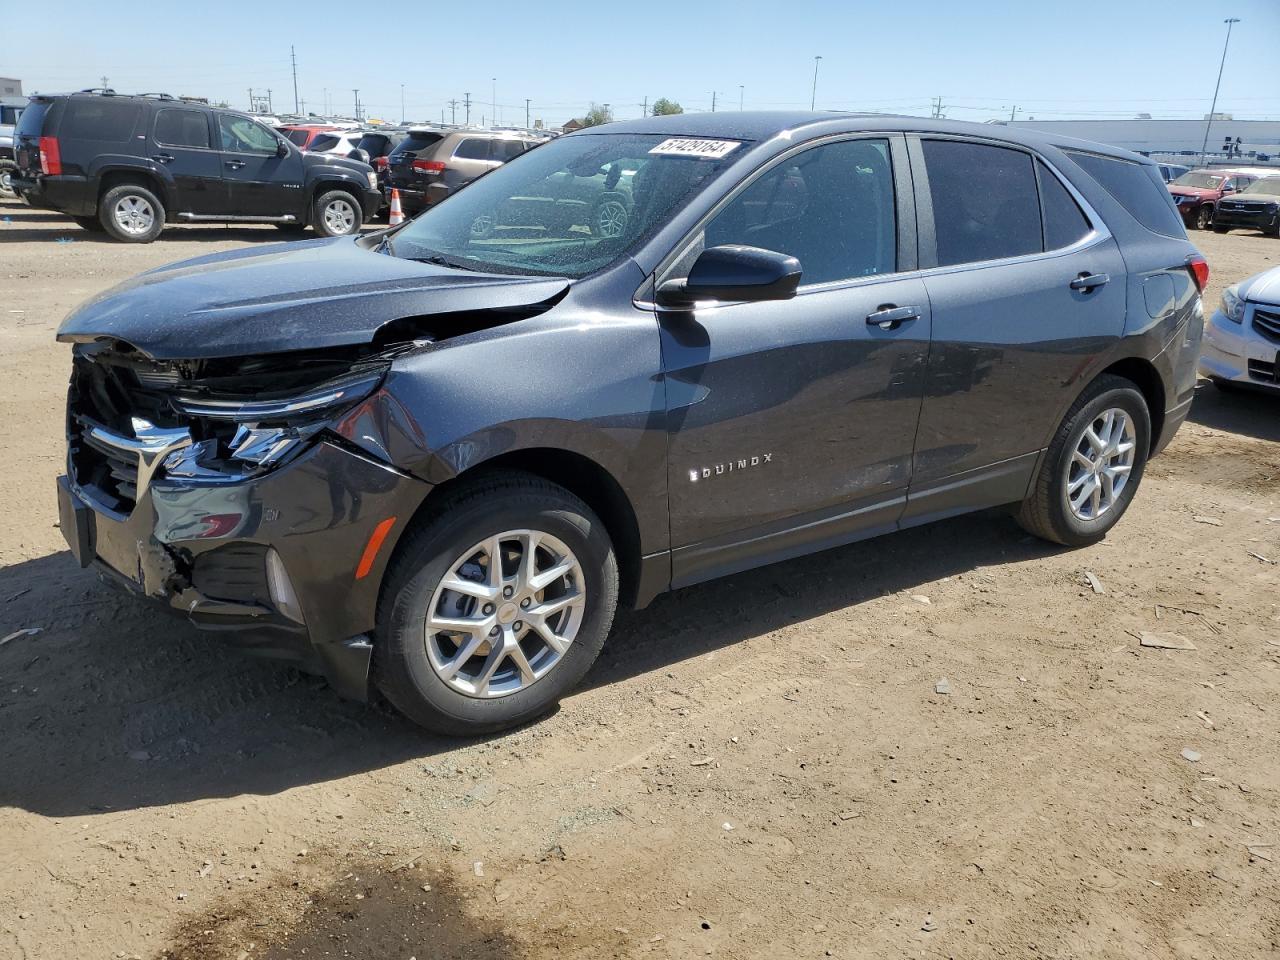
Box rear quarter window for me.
[62,98,141,142]
[309,134,340,152]
[1066,151,1185,238]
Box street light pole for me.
[400,83,405,123]
[810,56,822,110]
[525,98,531,129]
[492,77,497,126]
[1200,17,1240,166]
[739,84,744,110]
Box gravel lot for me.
[1,199,1278,960]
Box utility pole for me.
[352,88,360,122]
[1009,104,1018,121]
[464,92,471,126]
[291,45,299,113]
[449,99,459,124]
[248,88,254,111]
[101,75,109,90]
[400,84,405,123]
[1201,17,1241,165]
[641,96,648,118]
[491,78,497,126]
[525,98,531,128]
[810,55,822,110]
[323,87,328,115]
[299,98,306,115]
[266,89,273,113]
[931,96,945,119]
[739,85,744,110]
[711,91,717,113]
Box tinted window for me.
[308,134,340,152]
[705,138,896,285]
[357,133,391,156]
[0,106,20,125]
[63,98,140,142]
[15,102,48,136]
[923,140,1041,266]
[154,108,210,148]
[1067,151,1185,238]
[492,140,527,162]
[453,138,491,161]
[219,114,279,155]
[1037,161,1091,250]
[395,132,443,155]
[284,128,310,146]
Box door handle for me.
[1069,272,1110,292]
[152,153,174,164]
[225,159,246,170]
[866,304,922,330]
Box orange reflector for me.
[355,517,397,580]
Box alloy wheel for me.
[114,195,155,236]
[324,198,357,234]
[595,200,628,238]
[425,529,585,699]
[1065,407,1136,521]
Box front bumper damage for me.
[58,435,430,700]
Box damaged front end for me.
[58,339,434,700]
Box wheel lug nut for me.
[503,586,514,599]
[513,621,523,632]
[489,626,500,638]
[520,597,530,609]
[483,604,495,615]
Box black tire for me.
[1016,375,1151,547]
[0,160,16,200]
[273,223,308,235]
[1196,205,1214,231]
[311,189,363,237]
[589,195,630,238]
[1212,225,1228,235]
[72,215,105,232]
[1264,222,1280,239]
[374,472,619,736]
[98,183,165,243]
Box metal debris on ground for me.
[1181,748,1202,763]
[911,595,932,605]
[1246,844,1274,862]
[1084,571,1105,594]
[1248,551,1276,564]
[1196,710,1214,728]
[935,678,952,695]
[1138,631,1196,651]
[472,861,484,877]
[922,914,937,932]
[0,627,42,647]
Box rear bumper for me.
[57,439,432,699]
[385,182,448,213]
[12,173,97,216]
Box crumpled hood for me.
[57,236,570,360]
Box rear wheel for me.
[0,160,16,199]
[1212,224,1229,234]
[1196,205,1214,230]
[1016,375,1151,547]
[312,190,362,237]
[99,184,165,243]
[374,473,618,736]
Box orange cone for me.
[388,188,405,226]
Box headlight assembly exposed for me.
[1220,285,1245,324]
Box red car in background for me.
[1168,167,1270,230]
[277,124,342,149]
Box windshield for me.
[1241,177,1280,197]
[1172,172,1224,189]
[389,132,746,278]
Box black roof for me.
[580,110,1147,163]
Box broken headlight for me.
[161,367,386,481]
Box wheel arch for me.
[1095,356,1167,451]
[385,447,645,610]
[96,166,171,211]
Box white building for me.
[998,118,1280,163]
[0,77,22,97]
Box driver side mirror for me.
[276,139,289,158]
[657,245,802,308]
[1222,183,1236,193]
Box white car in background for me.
[1200,266,1280,391]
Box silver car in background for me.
[1200,266,1280,391]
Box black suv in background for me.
[12,90,381,242]
[384,128,541,214]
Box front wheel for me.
[1196,205,1214,230]
[374,473,618,736]
[1016,376,1151,547]
[312,190,363,237]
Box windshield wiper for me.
[411,253,478,271]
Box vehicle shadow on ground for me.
[0,508,1055,818]
[1188,379,1280,442]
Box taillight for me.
[373,156,388,171]
[38,136,61,176]
[1187,255,1209,293]
[411,159,446,175]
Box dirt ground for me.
[1,200,1278,960]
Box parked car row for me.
[1166,165,1280,234]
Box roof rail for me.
[77,87,116,95]
[135,92,176,100]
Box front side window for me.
[923,140,1042,267]
[154,108,210,149]
[390,132,743,278]
[703,138,896,285]
[219,114,279,155]
[453,138,492,161]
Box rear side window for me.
[357,134,390,156]
[15,100,49,137]
[923,140,1042,266]
[453,138,491,161]
[308,134,340,152]
[1037,161,1092,250]
[1066,151,1185,237]
[62,98,140,142]
[154,108,210,148]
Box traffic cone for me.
[388,188,405,226]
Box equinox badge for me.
[689,453,773,482]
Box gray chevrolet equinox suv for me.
[56,113,1206,735]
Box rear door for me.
[150,107,222,214]
[216,113,304,218]
[661,135,932,586]
[904,136,1128,522]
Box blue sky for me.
[4,0,1278,127]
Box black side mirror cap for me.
[277,139,290,158]
[657,244,802,308]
